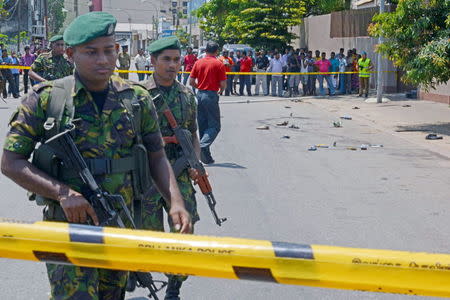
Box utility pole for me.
[17,0,21,52]
[44,0,49,41]
[74,0,79,17]
[376,0,385,103]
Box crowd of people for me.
[0,39,373,101]
[178,47,374,99]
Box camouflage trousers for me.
[46,264,127,300]
[142,176,199,283]
[44,205,128,300]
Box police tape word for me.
[0,219,449,297]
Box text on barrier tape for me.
[1,219,450,297]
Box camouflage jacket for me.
[31,52,74,81]
[140,75,198,196]
[4,74,164,209]
[118,53,131,69]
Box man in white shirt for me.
[267,52,285,97]
[135,49,147,81]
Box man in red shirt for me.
[183,46,197,88]
[218,50,233,96]
[189,42,227,164]
[239,51,253,96]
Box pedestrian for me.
[140,36,199,300]
[267,51,285,97]
[337,53,347,94]
[135,48,147,81]
[0,49,19,98]
[254,51,269,96]
[189,41,227,164]
[183,46,197,88]
[1,12,191,300]
[232,50,241,95]
[357,51,374,98]
[351,50,359,93]
[299,52,308,96]
[10,51,20,97]
[306,51,316,96]
[239,51,253,96]
[314,52,335,96]
[145,53,154,79]
[20,45,36,93]
[345,49,353,94]
[118,45,131,79]
[329,52,340,90]
[29,35,73,82]
[219,50,233,96]
[287,51,301,97]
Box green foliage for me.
[175,29,190,49]
[196,0,306,49]
[369,0,450,89]
[304,0,350,16]
[48,0,67,36]
[0,0,8,17]
[0,31,28,49]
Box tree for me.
[304,0,350,17]
[48,0,67,36]
[196,0,306,49]
[175,29,190,49]
[195,0,237,47]
[369,0,450,89]
[0,0,7,17]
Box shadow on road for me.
[206,162,246,169]
[396,123,450,136]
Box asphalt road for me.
[0,95,448,300]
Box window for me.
[183,8,188,14]
[183,1,188,7]
[172,2,177,7]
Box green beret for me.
[64,12,117,47]
[49,35,63,43]
[149,36,181,54]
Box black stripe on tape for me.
[272,241,314,259]
[233,266,277,283]
[33,251,71,264]
[69,224,104,244]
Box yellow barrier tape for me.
[0,65,395,76]
[0,65,31,70]
[1,219,450,297]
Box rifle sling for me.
[59,156,137,180]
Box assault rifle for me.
[45,125,167,299]
[144,106,227,226]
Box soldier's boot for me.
[164,277,183,300]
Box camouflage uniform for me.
[31,52,74,81]
[3,74,164,300]
[140,74,199,232]
[117,52,131,80]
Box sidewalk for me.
[222,92,450,159]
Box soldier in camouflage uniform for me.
[1,12,191,300]
[117,45,131,80]
[140,36,200,300]
[29,35,74,83]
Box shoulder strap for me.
[121,87,143,144]
[45,76,75,139]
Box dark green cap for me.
[64,12,117,47]
[148,36,181,54]
[49,35,63,43]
